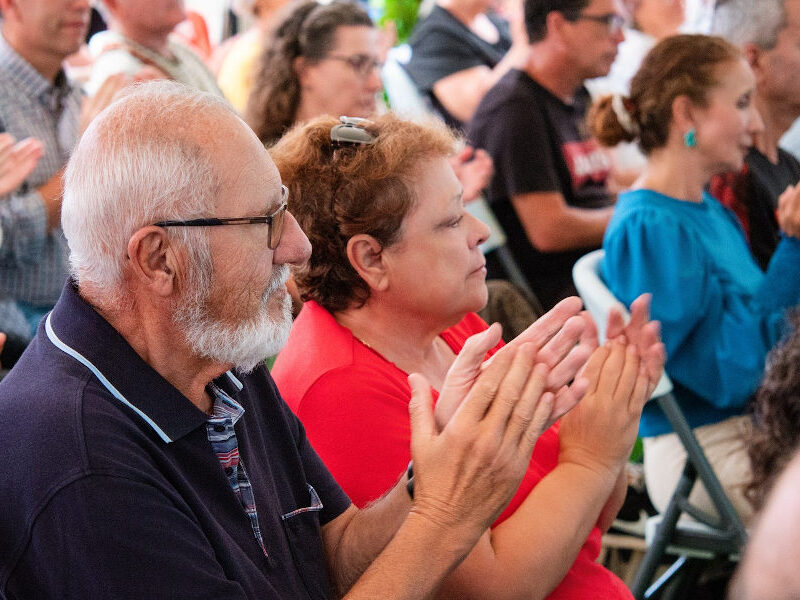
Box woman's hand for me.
[0,133,42,197]
[778,183,800,239]
[449,146,494,204]
[558,336,654,480]
[435,297,588,430]
[604,293,665,387]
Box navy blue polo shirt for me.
[0,282,351,599]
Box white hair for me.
[62,81,236,305]
[174,263,292,372]
[712,0,786,49]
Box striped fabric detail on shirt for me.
[206,388,266,555]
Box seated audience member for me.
[0,81,570,599]
[0,131,42,366]
[403,0,529,130]
[587,0,685,98]
[86,0,223,96]
[745,313,800,511]
[586,0,685,181]
[730,448,800,600]
[215,0,290,112]
[0,0,125,341]
[594,34,800,523]
[270,113,665,600]
[469,0,623,310]
[246,0,493,202]
[709,0,800,270]
[245,0,379,147]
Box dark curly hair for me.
[589,34,741,154]
[244,0,373,146]
[746,312,800,511]
[269,114,458,313]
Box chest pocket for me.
[281,484,330,599]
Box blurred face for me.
[692,59,763,174]
[380,157,491,327]
[2,0,90,62]
[174,116,311,371]
[301,25,383,118]
[563,0,626,79]
[110,0,186,38]
[756,0,800,117]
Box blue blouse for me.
[602,188,800,436]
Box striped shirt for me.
[0,33,82,330]
[206,385,266,555]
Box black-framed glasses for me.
[570,12,626,35]
[326,53,383,77]
[153,185,289,250]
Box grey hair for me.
[712,0,786,49]
[62,81,233,305]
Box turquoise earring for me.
[683,128,697,148]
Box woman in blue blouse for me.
[590,34,800,522]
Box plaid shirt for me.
[0,33,82,316]
[206,384,267,556]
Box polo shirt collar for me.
[46,281,243,443]
[0,33,74,109]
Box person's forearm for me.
[596,467,628,533]
[343,510,479,600]
[437,461,620,600]
[534,206,614,252]
[328,474,413,596]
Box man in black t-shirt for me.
[469,0,624,309]
[710,0,800,270]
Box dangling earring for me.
[683,128,697,148]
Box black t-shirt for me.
[405,5,511,130]
[745,147,800,269]
[711,146,800,271]
[469,69,612,309]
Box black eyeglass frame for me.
[568,12,626,35]
[325,53,384,77]
[153,185,289,250]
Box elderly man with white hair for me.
[0,81,603,599]
[710,0,800,270]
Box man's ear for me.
[742,43,761,71]
[126,226,178,297]
[345,234,389,292]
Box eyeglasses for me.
[153,185,289,250]
[570,12,626,35]
[325,53,383,77]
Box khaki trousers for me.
[643,415,754,525]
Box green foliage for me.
[371,0,422,43]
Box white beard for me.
[175,262,292,373]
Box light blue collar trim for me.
[45,312,173,443]
[226,370,243,390]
